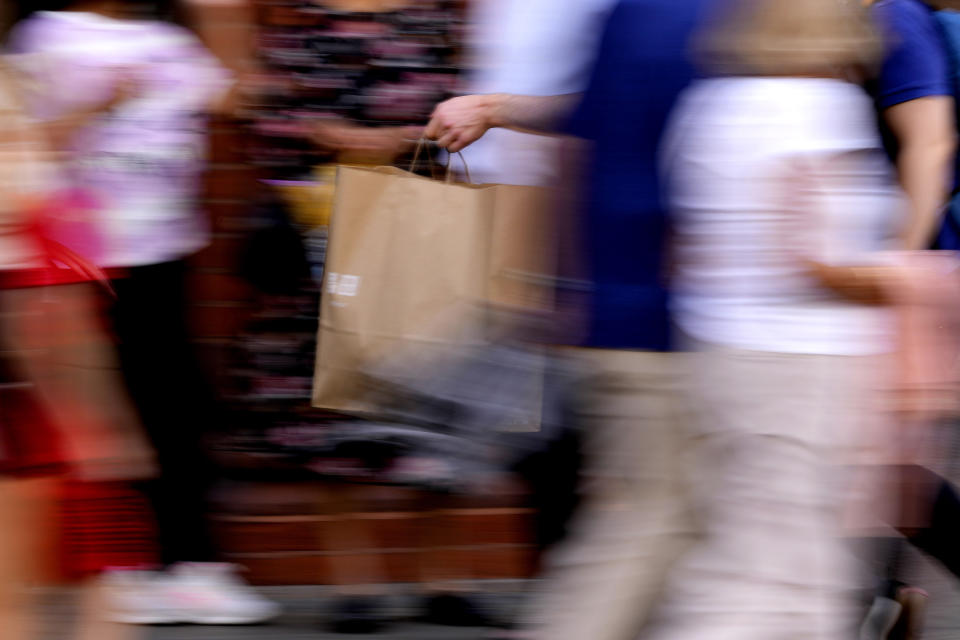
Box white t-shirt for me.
[461,0,616,186]
[664,77,902,356]
[8,11,232,268]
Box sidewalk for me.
[37,564,960,640]
[40,583,528,640]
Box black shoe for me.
[421,593,498,627]
[329,596,387,634]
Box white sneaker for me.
[100,568,181,625]
[161,562,281,625]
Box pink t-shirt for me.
[8,11,232,268]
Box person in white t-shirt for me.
[649,1,942,638]
[5,0,279,626]
[0,55,158,640]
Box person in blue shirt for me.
[430,0,713,348]
[429,0,704,350]
[861,2,960,637]
[433,3,960,639]
[427,2,713,639]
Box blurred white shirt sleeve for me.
[460,0,617,186]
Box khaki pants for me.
[647,346,881,640]
[523,349,697,640]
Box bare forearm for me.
[426,93,580,152]
[182,0,260,117]
[898,140,956,249]
[183,0,257,74]
[882,97,957,249]
[44,103,118,151]
[806,261,893,305]
[488,93,581,135]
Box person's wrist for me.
[485,93,509,130]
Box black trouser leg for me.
[111,260,218,566]
[904,466,960,580]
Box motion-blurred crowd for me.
[1,0,960,639]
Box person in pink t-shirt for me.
[6,0,279,626]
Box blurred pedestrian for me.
[5,0,279,626]
[648,1,925,638]
[428,2,715,639]
[858,0,960,634]
[0,41,155,640]
[456,0,617,574]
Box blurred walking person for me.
[5,0,279,625]
[428,1,715,639]
[647,1,950,638]
[0,32,156,639]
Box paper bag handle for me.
[409,138,439,178]
[444,149,473,184]
[410,138,473,184]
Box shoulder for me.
[872,0,938,25]
[872,0,944,53]
[872,0,932,20]
[872,0,951,108]
[5,14,58,54]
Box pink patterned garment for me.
[7,11,232,268]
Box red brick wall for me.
[211,483,537,585]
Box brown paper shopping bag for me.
[312,163,554,419]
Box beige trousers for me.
[522,349,697,640]
[646,346,883,640]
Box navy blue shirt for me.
[872,0,951,112]
[564,0,709,350]
[869,0,958,247]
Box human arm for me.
[2,53,140,152]
[870,0,956,249]
[40,77,138,151]
[312,120,422,165]
[780,151,907,305]
[425,93,580,152]
[181,0,261,117]
[884,96,957,250]
[803,261,897,304]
